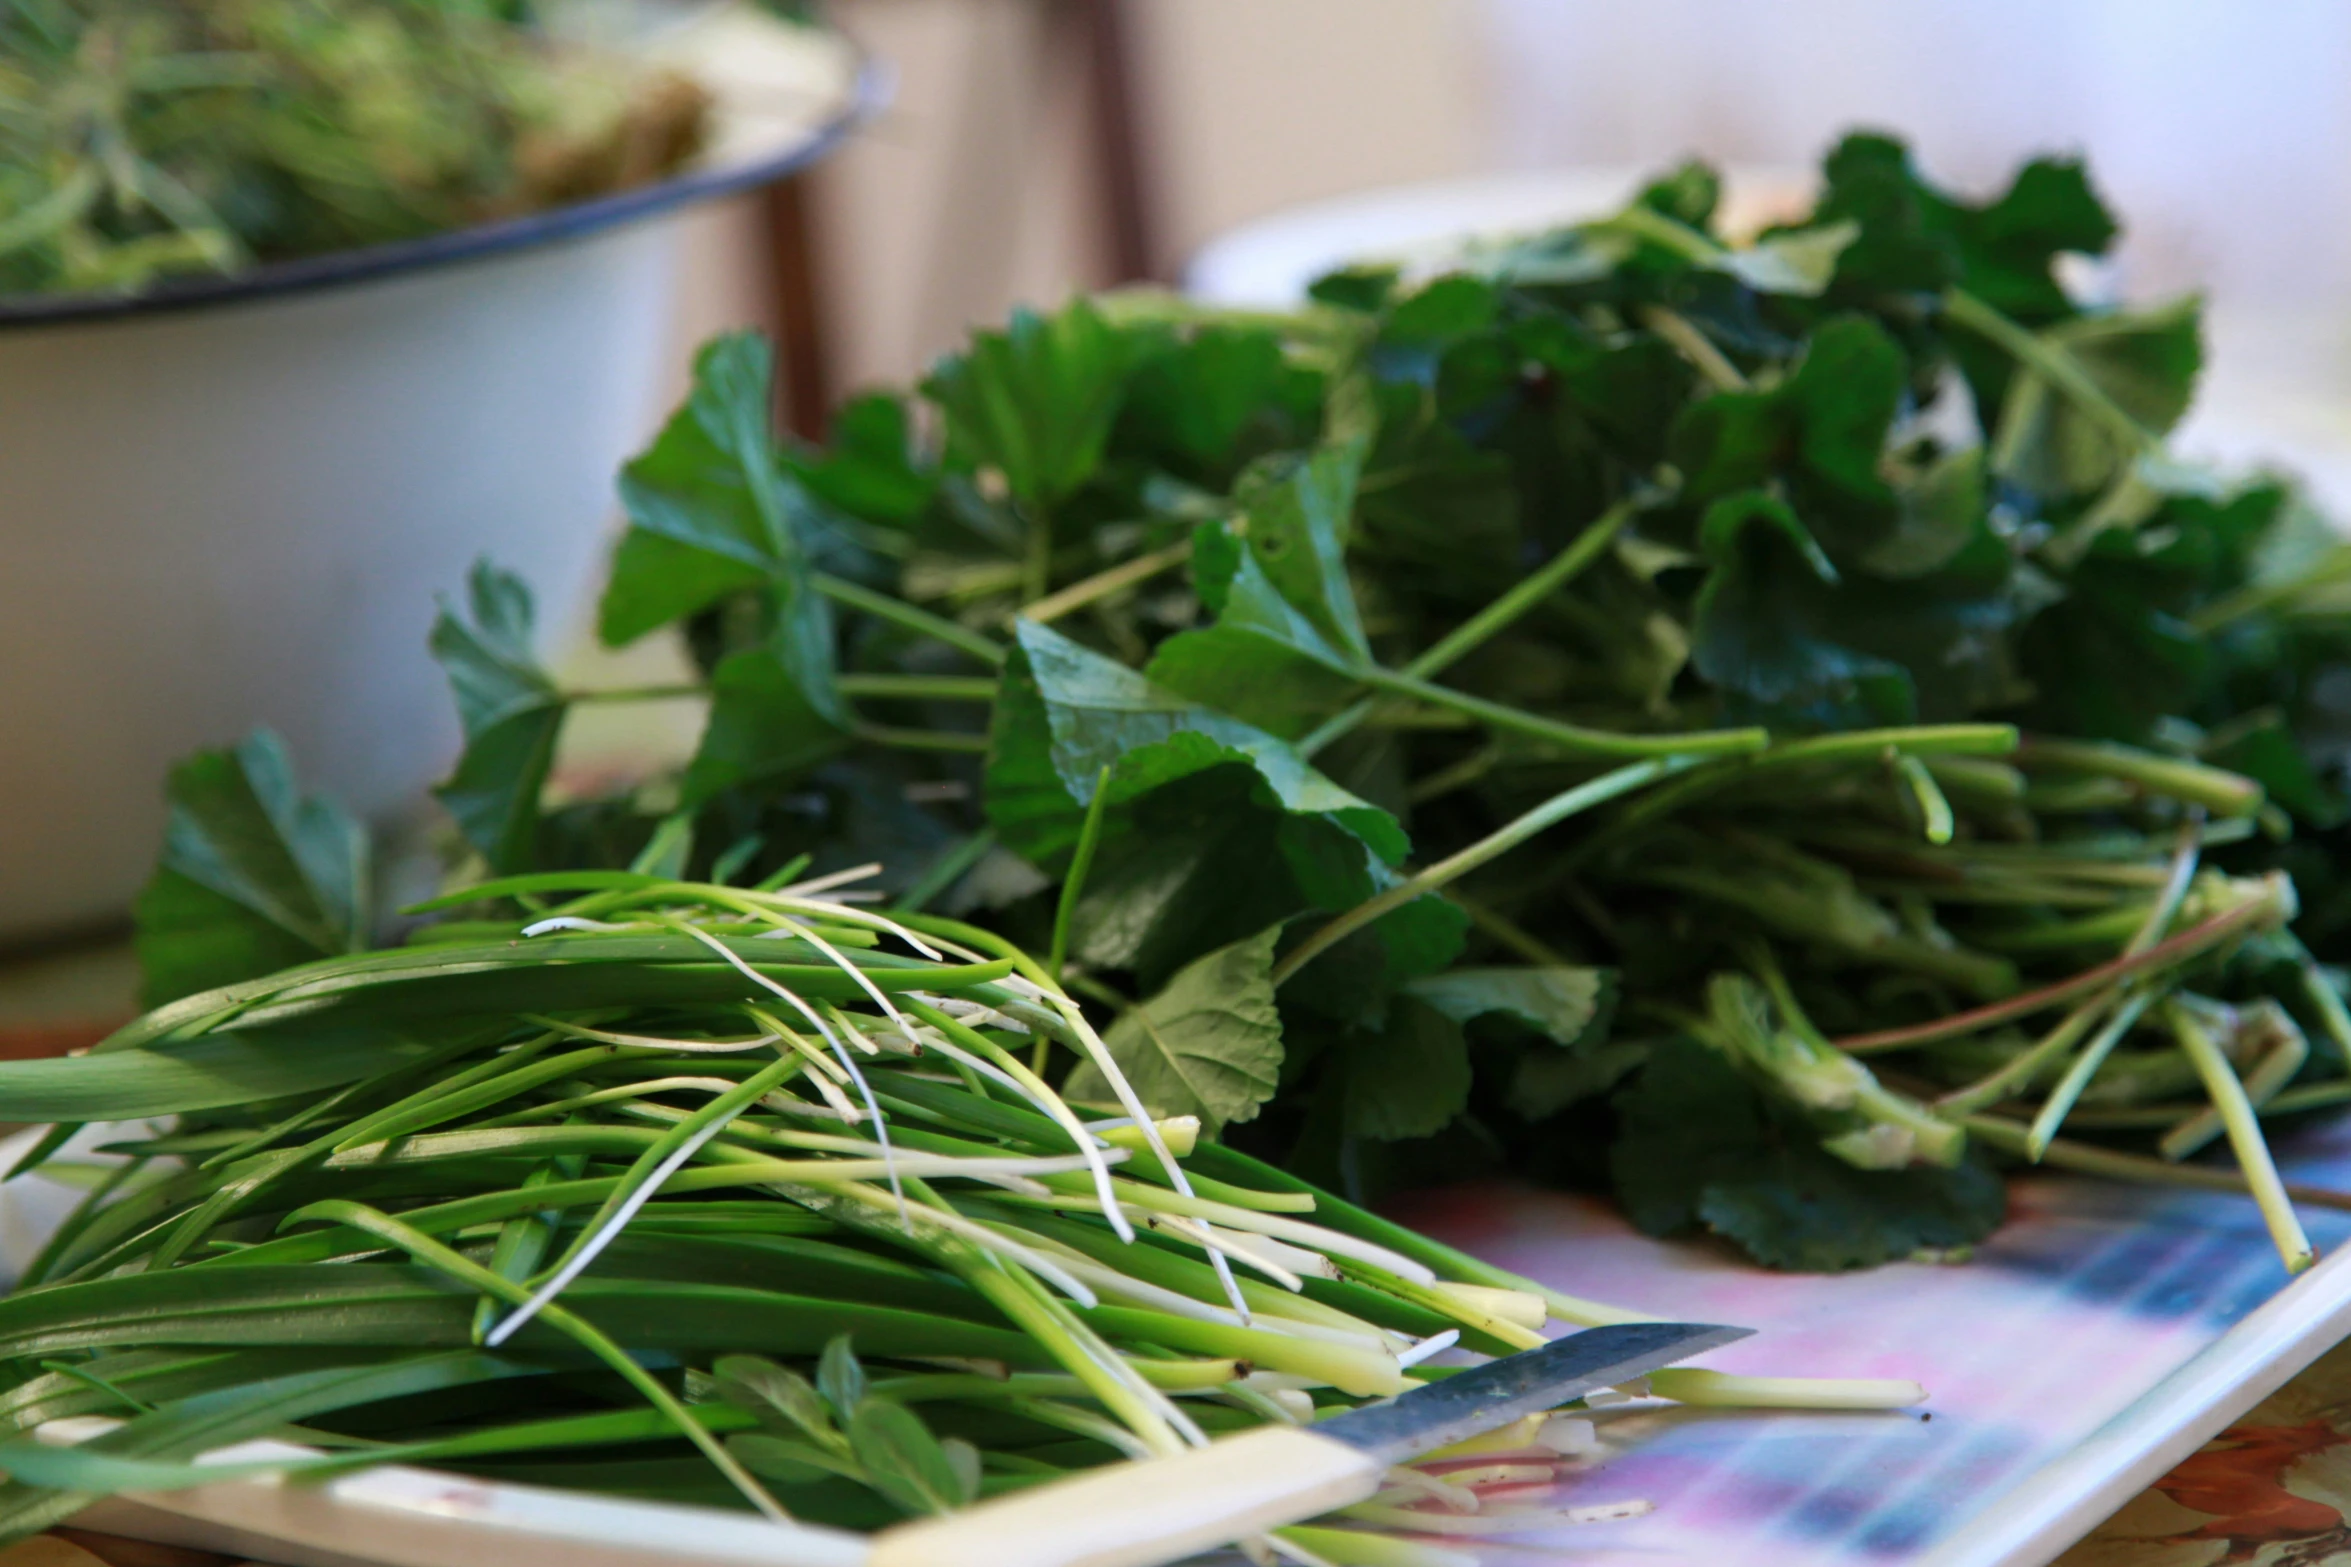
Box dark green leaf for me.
[1402,966,1615,1048]
[600,333,806,645]
[430,561,567,874]
[681,604,852,805]
[134,732,371,1007]
[1340,996,1472,1143]
[923,300,1136,508]
[985,620,1401,869]
[1993,299,2203,497]
[791,394,934,524]
[1611,1038,2004,1270]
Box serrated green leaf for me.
[1227,442,1370,658]
[133,732,371,1007]
[600,333,809,646]
[985,620,1402,869]
[1066,926,1284,1134]
[681,611,853,806]
[923,300,1136,508]
[790,393,934,524]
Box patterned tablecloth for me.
[4,942,2349,1567]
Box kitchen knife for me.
[867,1319,1751,1567]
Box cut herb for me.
[0,0,709,297]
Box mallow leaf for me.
[923,298,1136,509]
[681,583,852,805]
[1144,546,1364,739]
[789,393,934,525]
[985,619,1403,869]
[1340,996,1473,1142]
[1669,315,1905,557]
[1690,490,1914,726]
[1992,298,2203,497]
[1066,925,1284,1133]
[1402,965,1616,1049]
[134,731,371,1006]
[430,560,567,873]
[600,333,818,646]
[1223,441,1371,660]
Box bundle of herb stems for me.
[0,872,1910,1557]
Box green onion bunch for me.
[0,873,1910,1556]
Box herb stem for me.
[1965,1115,2351,1215]
[1835,881,2288,1054]
[1273,757,1692,986]
[1302,500,1642,758]
[1048,767,1114,992]
[1642,306,1747,392]
[2016,738,2264,818]
[815,572,1006,668]
[851,723,990,754]
[2168,999,2313,1271]
[2026,988,2159,1157]
[564,683,703,703]
[1019,540,1194,626]
[1592,724,2020,853]
[1352,666,1764,760]
[1940,287,2156,455]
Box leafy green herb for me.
[132,731,370,1006]
[158,130,2351,1278]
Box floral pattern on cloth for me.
[2066,1340,2351,1567]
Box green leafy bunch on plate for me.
[155,132,2351,1274]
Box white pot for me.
[0,12,871,947]
[0,228,681,943]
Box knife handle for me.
[865,1425,1384,1567]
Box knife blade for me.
[866,1320,1751,1567]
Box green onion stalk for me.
[0,876,1911,1553]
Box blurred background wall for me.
[666,0,2351,417]
[663,0,1485,406]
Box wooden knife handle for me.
[865,1425,1384,1567]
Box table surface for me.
[6,943,2351,1567]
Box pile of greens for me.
[157,133,2351,1276]
[0,0,708,297]
[0,858,1903,1554]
